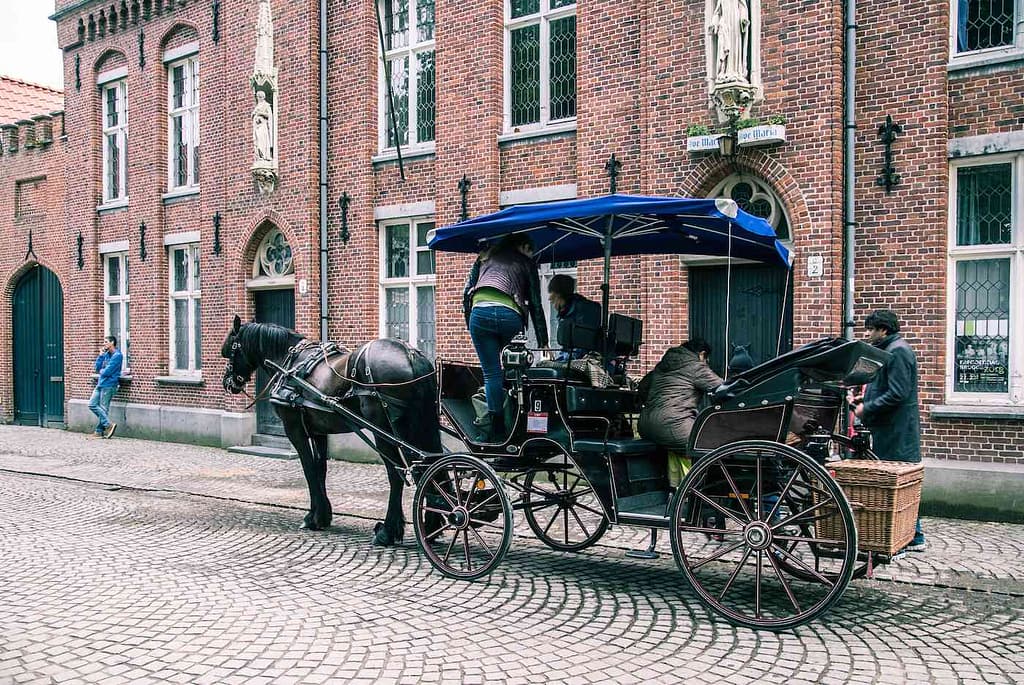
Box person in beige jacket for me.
[638,338,724,487]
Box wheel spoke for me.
[422,506,454,516]
[690,489,746,526]
[770,542,836,587]
[718,546,753,601]
[467,490,500,516]
[425,521,454,541]
[524,500,559,513]
[755,452,763,522]
[542,506,562,537]
[774,533,847,546]
[462,470,480,510]
[676,524,743,536]
[462,529,473,570]
[769,467,802,524]
[719,461,752,522]
[447,470,465,508]
[574,501,604,518]
[562,507,570,544]
[469,524,495,557]
[430,480,458,510]
[766,548,802,614]
[468,518,506,531]
[689,539,747,570]
[569,507,592,539]
[776,497,835,528]
[442,531,459,564]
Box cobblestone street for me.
[1,426,1022,684]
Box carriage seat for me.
[574,437,658,456]
[525,366,564,380]
[564,385,640,415]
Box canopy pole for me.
[776,266,792,356]
[601,214,614,363]
[724,222,733,380]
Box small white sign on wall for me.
[299,278,308,294]
[807,255,824,278]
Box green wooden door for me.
[13,266,65,426]
[254,288,295,436]
[688,264,793,378]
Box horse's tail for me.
[406,349,443,454]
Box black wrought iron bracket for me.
[77,232,84,270]
[338,192,351,245]
[25,228,37,261]
[458,175,472,221]
[605,153,622,194]
[75,54,81,91]
[212,212,222,255]
[212,1,221,43]
[139,222,147,261]
[875,114,903,193]
[138,30,145,68]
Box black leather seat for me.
[573,438,658,456]
[564,386,640,414]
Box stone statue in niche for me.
[708,0,750,84]
[251,0,278,195]
[252,90,274,162]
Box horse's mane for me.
[238,322,304,362]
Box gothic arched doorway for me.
[689,174,794,376]
[12,265,65,426]
[249,227,295,436]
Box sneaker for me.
[88,432,102,439]
[103,423,117,439]
[905,536,927,552]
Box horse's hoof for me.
[372,521,402,547]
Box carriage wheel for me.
[412,454,513,581]
[522,461,608,552]
[669,441,857,631]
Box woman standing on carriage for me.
[463,233,548,443]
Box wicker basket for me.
[818,460,924,554]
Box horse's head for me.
[221,315,255,394]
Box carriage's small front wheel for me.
[522,461,608,552]
[669,441,857,631]
[412,454,513,581]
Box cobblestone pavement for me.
[1,426,1022,684]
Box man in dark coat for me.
[854,309,926,551]
[548,274,602,362]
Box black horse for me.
[220,315,441,545]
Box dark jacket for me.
[637,346,724,449]
[555,294,602,361]
[463,249,548,347]
[861,333,921,463]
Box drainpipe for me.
[318,0,329,342]
[842,0,857,340]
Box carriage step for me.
[226,445,298,460]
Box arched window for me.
[254,228,294,278]
[709,174,790,241]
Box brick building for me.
[1,0,1021,467]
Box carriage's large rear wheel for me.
[522,460,608,552]
[669,441,857,631]
[412,454,513,581]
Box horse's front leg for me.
[281,409,331,531]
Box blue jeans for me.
[469,306,524,413]
[89,385,115,434]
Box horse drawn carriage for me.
[222,194,899,631]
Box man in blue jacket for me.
[90,335,123,439]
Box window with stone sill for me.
[102,80,128,203]
[167,54,199,191]
[378,0,436,153]
[948,155,1023,406]
[951,0,1022,56]
[379,218,436,360]
[168,243,202,374]
[504,0,577,133]
[104,252,131,373]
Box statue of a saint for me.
[708,0,751,83]
[252,91,274,162]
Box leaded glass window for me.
[379,0,435,151]
[167,54,199,191]
[256,229,294,278]
[101,79,128,203]
[506,0,577,131]
[104,252,131,372]
[710,174,791,241]
[380,218,436,358]
[169,243,202,373]
[949,155,1023,404]
[954,0,1018,54]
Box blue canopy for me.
[427,194,792,268]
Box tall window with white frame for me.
[380,219,436,360]
[167,54,199,191]
[949,156,1023,405]
[101,79,128,204]
[103,252,130,373]
[952,0,1021,55]
[378,0,435,152]
[169,243,202,374]
[505,0,577,132]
